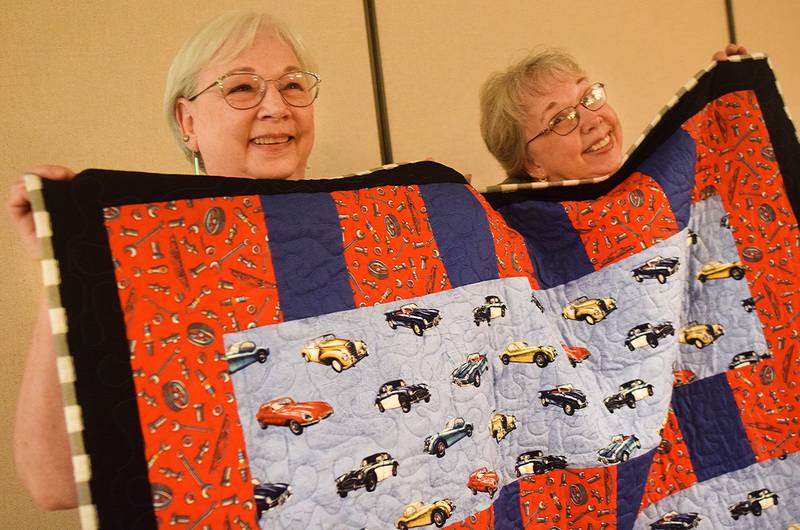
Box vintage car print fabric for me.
[649,511,701,529]
[488,412,516,443]
[385,303,442,336]
[450,353,489,387]
[728,488,779,520]
[375,379,431,413]
[514,450,568,477]
[224,340,269,374]
[624,322,675,350]
[561,295,617,325]
[395,499,454,529]
[300,333,368,372]
[631,256,680,284]
[423,417,474,458]
[597,434,642,464]
[335,452,398,497]
[255,397,334,434]
[604,379,655,412]
[696,260,746,282]
[467,467,499,498]
[31,58,800,529]
[499,341,557,367]
[472,295,506,326]
[253,481,291,519]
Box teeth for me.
[253,136,290,145]
[586,135,610,153]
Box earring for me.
[193,152,201,176]
[182,134,190,142]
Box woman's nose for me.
[257,82,290,118]
[579,109,605,134]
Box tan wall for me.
[375,0,775,189]
[1,2,798,527]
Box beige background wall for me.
[377,1,800,188]
[1,2,797,527]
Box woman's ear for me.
[175,98,199,152]
[523,157,548,182]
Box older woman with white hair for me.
[8,10,321,509]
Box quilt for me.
[28,56,800,529]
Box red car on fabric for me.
[467,467,499,498]
[561,342,591,367]
[256,397,334,435]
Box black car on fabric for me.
[729,488,779,520]
[335,452,398,497]
[649,511,701,529]
[597,434,641,464]
[539,384,588,415]
[631,256,680,284]
[604,379,654,413]
[729,350,773,370]
[473,295,506,326]
[514,450,568,477]
[375,379,431,413]
[451,353,489,387]
[385,303,442,336]
[742,297,756,313]
[254,481,291,518]
[624,322,675,350]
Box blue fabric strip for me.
[493,480,522,530]
[636,128,697,229]
[419,183,499,287]
[672,373,755,482]
[497,201,593,289]
[259,192,354,321]
[616,447,657,530]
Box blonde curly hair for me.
[479,49,584,180]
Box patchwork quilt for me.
[29,56,800,529]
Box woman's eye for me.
[229,83,255,93]
[554,110,576,125]
[283,82,304,91]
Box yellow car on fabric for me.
[499,341,557,367]
[561,296,617,325]
[300,333,368,372]
[489,412,517,443]
[679,322,725,349]
[697,260,745,282]
[395,499,454,529]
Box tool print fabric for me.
[32,57,800,529]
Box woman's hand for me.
[712,44,749,61]
[7,165,75,260]
[9,164,79,509]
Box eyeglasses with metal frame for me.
[526,83,606,145]
[187,70,321,109]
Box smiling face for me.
[176,30,314,179]
[522,73,622,182]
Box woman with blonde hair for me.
[480,45,747,184]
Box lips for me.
[584,134,611,153]
[252,135,292,145]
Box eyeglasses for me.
[526,83,606,145]
[188,70,321,109]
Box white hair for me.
[163,11,316,166]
